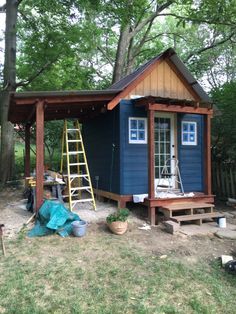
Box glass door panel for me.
[154,114,175,188]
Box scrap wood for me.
[228,198,236,204]
[20,213,36,234]
[47,170,63,180]
[227,198,236,208]
[138,223,151,230]
[0,224,6,256]
[25,213,36,226]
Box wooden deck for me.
[93,189,216,226]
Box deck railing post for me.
[204,114,212,195]
[148,106,155,199]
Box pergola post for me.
[204,114,212,195]
[147,106,156,225]
[36,100,45,211]
[24,123,31,177]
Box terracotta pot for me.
[108,221,128,235]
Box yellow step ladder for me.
[60,120,96,211]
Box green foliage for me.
[13,0,235,93]
[211,81,236,162]
[106,208,130,223]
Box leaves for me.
[211,81,236,162]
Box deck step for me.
[171,212,224,223]
[161,202,214,211]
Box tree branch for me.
[97,46,114,66]
[17,0,24,6]
[129,1,173,39]
[158,13,235,27]
[131,19,154,59]
[185,32,236,62]
[15,57,58,88]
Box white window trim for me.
[181,121,197,146]
[129,117,147,144]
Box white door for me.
[154,113,175,189]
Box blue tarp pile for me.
[28,200,81,237]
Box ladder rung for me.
[69,163,86,166]
[68,140,82,143]
[63,151,83,155]
[71,187,91,191]
[69,151,83,155]
[67,129,79,131]
[63,174,88,178]
[71,199,93,203]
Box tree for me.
[211,81,236,163]
[0,0,19,184]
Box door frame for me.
[154,112,176,189]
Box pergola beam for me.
[147,103,213,115]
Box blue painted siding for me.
[83,103,205,196]
[178,114,204,192]
[82,108,120,194]
[119,100,148,194]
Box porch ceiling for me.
[8,90,121,124]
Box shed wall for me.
[82,108,120,194]
[119,100,148,194]
[178,114,204,192]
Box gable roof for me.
[107,48,211,110]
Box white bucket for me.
[218,217,226,228]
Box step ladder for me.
[60,120,96,211]
[156,158,184,194]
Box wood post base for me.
[148,206,157,226]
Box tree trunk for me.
[0,0,18,184]
[112,25,130,83]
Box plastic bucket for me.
[72,220,87,237]
[218,217,226,228]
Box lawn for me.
[0,224,236,314]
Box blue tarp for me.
[28,200,81,237]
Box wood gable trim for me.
[107,58,164,110]
[165,58,200,101]
[107,52,204,111]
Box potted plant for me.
[106,208,130,235]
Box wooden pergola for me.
[9,90,121,210]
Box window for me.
[129,117,147,144]
[182,121,197,145]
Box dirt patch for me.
[0,187,236,264]
[0,187,32,238]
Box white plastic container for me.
[218,217,226,228]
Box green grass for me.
[0,229,236,314]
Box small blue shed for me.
[83,48,214,224]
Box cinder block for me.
[164,220,180,234]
